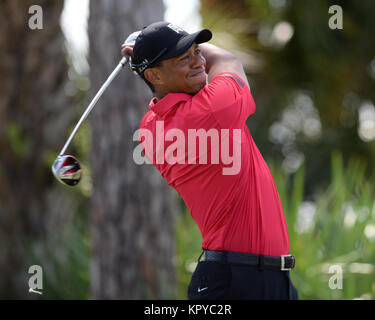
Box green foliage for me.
[176,204,203,299]
[269,152,374,299]
[4,122,31,158]
[71,120,93,198]
[24,209,90,299]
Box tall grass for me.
[176,151,375,299]
[24,208,90,299]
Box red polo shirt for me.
[139,72,290,256]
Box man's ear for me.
[144,68,164,86]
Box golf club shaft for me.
[58,56,129,156]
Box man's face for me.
[149,43,207,96]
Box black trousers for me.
[188,259,299,300]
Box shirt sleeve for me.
[193,72,256,129]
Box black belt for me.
[203,250,296,271]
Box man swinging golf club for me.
[121,21,299,300]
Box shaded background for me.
[0,0,374,299]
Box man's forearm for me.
[199,43,236,73]
[199,43,248,86]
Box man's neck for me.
[155,90,195,101]
[154,86,170,101]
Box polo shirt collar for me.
[149,93,191,117]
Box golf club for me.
[52,31,140,186]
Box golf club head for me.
[52,155,82,186]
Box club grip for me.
[123,30,141,45]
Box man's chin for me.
[191,79,207,95]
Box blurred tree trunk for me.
[89,0,176,299]
[0,0,75,298]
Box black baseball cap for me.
[131,21,212,74]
